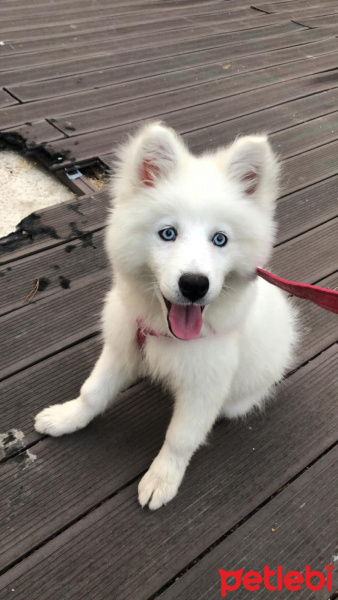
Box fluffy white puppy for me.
[35,122,297,510]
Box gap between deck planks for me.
[0,4,335,47]
[0,21,303,71]
[0,89,18,108]
[256,0,338,13]
[0,0,232,21]
[256,0,337,9]
[0,5,280,43]
[0,346,337,595]
[293,13,338,29]
[0,11,294,57]
[7,35,338,102]
[0,3,251,33]
[0,22,315,88]
[4,49,338,133]
[44,68,338,168]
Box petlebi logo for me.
[219,564,333,596]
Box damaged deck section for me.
[0,1,337,599]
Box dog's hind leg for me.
[34,341,140,437]
[222,389,270,419]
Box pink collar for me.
[137,269,338,347]
[136,319,170,348]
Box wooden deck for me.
[0,0,338,598]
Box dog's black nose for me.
[179,273,209,302]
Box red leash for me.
[257,268,338,314]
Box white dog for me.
[35,122,297,510]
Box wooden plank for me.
[0,230,107,316]
[0,2,238,30]
[264,5,338,19]
[0,119,65,149]
[184,87,338,154]
[167,125,338,216]
[232,0,300,4]
[1,0,335,31]
[185,107,338,185]
[166,69,338,142]
[2,25,318,88]
[158,446,338,600]
[0,0,219,6]
[0,16,186,44]
[0,6,257,41]
[47,81,338,167]
[0,346,336,592]
[272,109,338,158]
[275,175,338,244]
[0,0,296,8]
[0,20,303,67]
[0,11,285,46]
[0,269,109,382]
[0,0,225,6]
[0,88,17,107]
[282,141,338,194]
[271,218,338,283]
[0,0,234,11]
[0,337,102,451]
[40,53,338,140]
[7,37,338,103]
[0,24,277,66]
[293,13,338,28]
[0,0,226,18]
[98,86,338,164]
[0,190,109,265]
[0,5,252,35]
[256,0,338,13]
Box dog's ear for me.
[132,122,186,187]
[223,136,279,200]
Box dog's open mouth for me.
[164,298,204,340]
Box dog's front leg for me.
[35,289,141,437]
[34,342,140,437]
[138,387,226,510]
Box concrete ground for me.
[0,149,74,238]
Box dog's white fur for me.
[35,122,297,510]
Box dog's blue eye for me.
[212,232,228,247]
[159,227,177,241]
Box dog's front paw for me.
[138,454,185,510]
[34,399,93,437]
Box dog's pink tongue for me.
[168,304,203,340]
